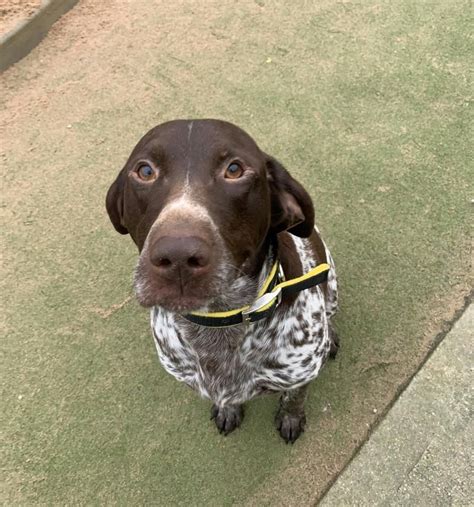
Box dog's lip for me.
[136,291,213,313]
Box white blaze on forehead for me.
[185,121,194,187]
[187,120,194,143]
[154,193,217,230]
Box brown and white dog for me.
[106,119,338,443]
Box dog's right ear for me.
[265,155,315,237]
[105,170,129,235]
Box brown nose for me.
[149,236,212,280]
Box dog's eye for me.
[225,162,244,180]
[136,164,158,182]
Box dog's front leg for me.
[275,384,308,443]
[211,404,244,436]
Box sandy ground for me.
[1,0,472,504]
[0,0,41,35]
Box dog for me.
[106,119,338,443]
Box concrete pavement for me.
[320,303,473,506]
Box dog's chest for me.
[150,285,330,406]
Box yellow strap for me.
[189,262,330,319]
[190,305,249,319]
[254,263,330,314]
[273,263,330,292]
[257,260,279,297]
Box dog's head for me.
[106,119,314,312]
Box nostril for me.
[187,255,208,269]
[156,258,172,268]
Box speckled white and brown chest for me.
[150,233,338,407]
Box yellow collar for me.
[184,261,330,328]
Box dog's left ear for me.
[265,154,315,237]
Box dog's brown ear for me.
[265,154,314,237]
[106,170,129,235]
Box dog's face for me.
[106,119,314,312]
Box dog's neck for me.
[205,235,276,313]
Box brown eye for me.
[136,164,158,182]
[225,162,244,179]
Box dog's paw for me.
[275,409,306,444]
[210,404,244,435]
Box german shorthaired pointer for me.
[106,119,338,443]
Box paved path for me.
[321,304,473,506]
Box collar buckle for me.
[278,263,286,283]
[241,287,282,323]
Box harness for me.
[183,260,330,328]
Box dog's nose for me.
[149,236,212,279]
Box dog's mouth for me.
[133,259,262,314]
[133,258,233,312]
[137,289,214,313]
[133,275,216,312]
